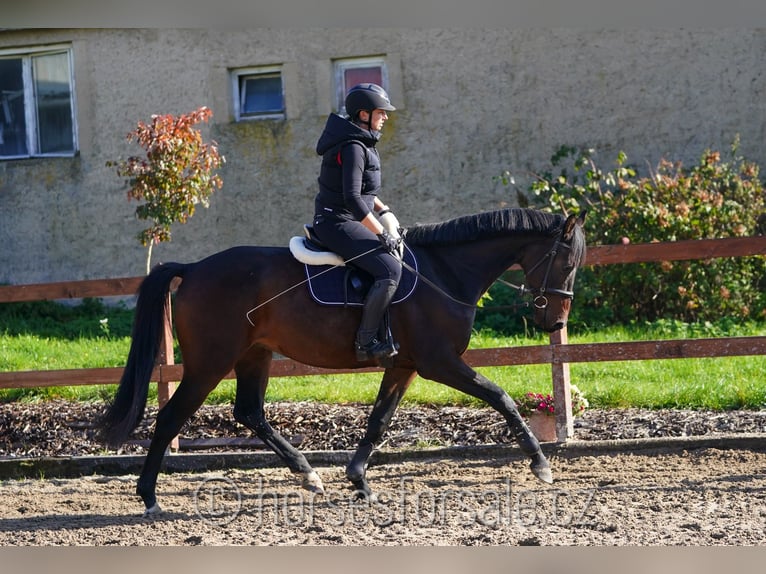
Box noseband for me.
[501,237,575,310]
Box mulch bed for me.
[2,400,765,458]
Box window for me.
[0,45,77,159]
[232,66,284,120]
[334,57,388,115]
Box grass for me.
[0,299,764,410]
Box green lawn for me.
[1,304,764,410]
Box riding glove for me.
[378,210,401,236]
[378,210,404,259]
[377,229,402,257]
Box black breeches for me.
[312,214,402,283]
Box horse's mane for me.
[405,208,565,246]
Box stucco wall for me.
[1,28,764,284]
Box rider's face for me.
[360,109,388,131]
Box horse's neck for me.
[423,237,524,301]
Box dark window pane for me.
[34,52,74,154]
[241,74,283,115]
[0,57,29,156]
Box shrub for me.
[496,138,766,326]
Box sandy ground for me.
[1,446,765,546]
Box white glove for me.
[378,210,400,236]
[378,210,404,259]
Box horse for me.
[98,207,587,515]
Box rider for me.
[312,83,403,364]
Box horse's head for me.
[520,211,587,332]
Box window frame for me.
[231,65,285,121]
[333,56,389,115]
[0,43,78,160]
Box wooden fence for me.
[1,236,765,442]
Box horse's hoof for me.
[350,479,373,501]
[142,503,162,518]
[352,490,378,503]
[530,457,553,484]
[301,470,325,495]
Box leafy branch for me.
[107,106,225,274]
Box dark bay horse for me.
[99,207,587,515]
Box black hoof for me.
[137,485,157,512]
[350,479,372,500]
[530,453,553,484]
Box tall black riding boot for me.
[355,279,398,362]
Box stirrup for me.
[355,337,398,362]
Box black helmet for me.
[344,83,396,119]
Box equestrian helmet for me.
[344,83,396,119]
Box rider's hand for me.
[378,210,401,236]
[378,210,404,259]
[377,229,402,257]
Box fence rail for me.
[2,235,765,442]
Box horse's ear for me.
[563,210,586,239]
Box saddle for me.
[288,225,417,307]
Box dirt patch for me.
[0,447,765,545]
[2,401,766,545]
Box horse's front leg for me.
[419,358,553,485]
[347,367,417,497]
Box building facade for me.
[1,28,764,283]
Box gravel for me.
[2,400,766,459]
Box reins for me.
[245,233,573,325]
[398,258,476,309]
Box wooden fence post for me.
[157,292,179,451]
[550,326,573,441]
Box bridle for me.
[400,232,575,311]
[497,235,575,310]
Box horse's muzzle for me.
[545,321,566,333]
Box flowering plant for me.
[517,385,588,417]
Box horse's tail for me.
[98,262,188,449]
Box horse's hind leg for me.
[346,367,417,497]
[136,371,224,514]
[419,358,553,484]
[232,346,323,494]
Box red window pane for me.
[344,67,382,90]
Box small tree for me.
[108,106,225,274]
